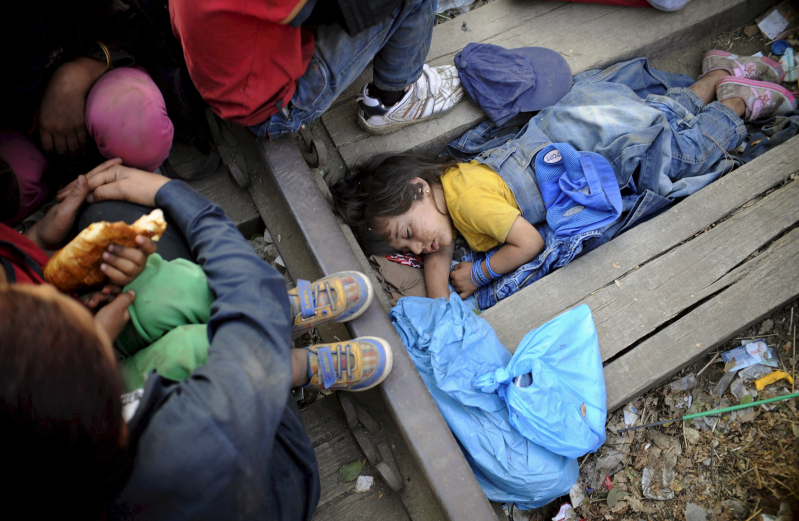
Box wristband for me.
[470,259,490,287]
[485,253,501,280]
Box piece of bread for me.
[44,209,167,291]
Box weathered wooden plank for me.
[301,397,409,520]
[169,142,260,235]
[603,226,799,411]
[322,0,774,165]
[588,179,799,361]
[482,135,799,350]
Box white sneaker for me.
[357,64,464,135]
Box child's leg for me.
[115,253,214,358]
[118,324,209,392]
[690,70,745,117]
[646,76,747,198]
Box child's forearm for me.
[481,217,544,278]
[424,242,455,299]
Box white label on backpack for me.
[121,388,145,423]
[563,205,585,217]
[543,150,562,164]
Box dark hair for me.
[0,290,127,515]
[331,153,458,254]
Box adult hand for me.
[94,290,136,342]
[449,261,478,299]
[23,173,90,251]
[58,158,169,207]
[100,236,157,287]
[38,57,107,155]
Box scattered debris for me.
[685,502,715,521]
[461,21,471,32]
[670,372,698,392]
[338,460,362,482]
[354,475,374,493]
[755,370,793,390]
[551,503,577,521]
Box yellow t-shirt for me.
[441,161,521,252]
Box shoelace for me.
[299,281,338,321]
[332,343,354,380]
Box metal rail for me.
[251,135,497,521]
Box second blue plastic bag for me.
[474,304,607,459]
[391,295,578,509]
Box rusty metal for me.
[253,135,497,521]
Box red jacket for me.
[169,0,314,126]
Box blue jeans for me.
[251,0,435,137]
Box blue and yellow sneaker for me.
[305,337,393,391]
[289,271,373,338]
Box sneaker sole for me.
[357,102,459,135]
[717,76,797,108]
[354,336,393,391]
[703,50,785,82]
[337,271,374,323]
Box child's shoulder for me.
[442,161,506,194]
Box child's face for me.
[382,181,453,256]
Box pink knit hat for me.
[86,67,174,172]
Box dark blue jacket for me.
[111,180,319,520]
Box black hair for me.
[331,153,458,255]
[0,289,128,516]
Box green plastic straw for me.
[617,392,799,433]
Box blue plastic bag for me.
[474,304,607,459]
[391,295,578,509]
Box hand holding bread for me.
[44,210,166,291]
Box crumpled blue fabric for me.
[391,295,578,508]
[473,304,606,459]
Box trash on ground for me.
[756,1,799,40]
[339,460,362,482]
[568,483,586,509]
[721,339,778,372]
[739,363,774,381]
[641,465,675,501]
[684,502,714,521]
[730,377,758,404]
[551,503,578,521]
[622,404,639,427]
[670,372,698,392]
[712,370,738,397]
[354,475,374,493]
[755,370,794,390]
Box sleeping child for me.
[332,52,795,309]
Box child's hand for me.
[101,235,157,287]
[84,283,122,310]
[450,261,478,299]
[94,290,136,342]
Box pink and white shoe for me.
[716,77,797,121]
[703,50,785,84]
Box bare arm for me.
[450,216,544,299]
[424,241,455,300]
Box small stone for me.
[744,24,759,37]
[701,458,712,466]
